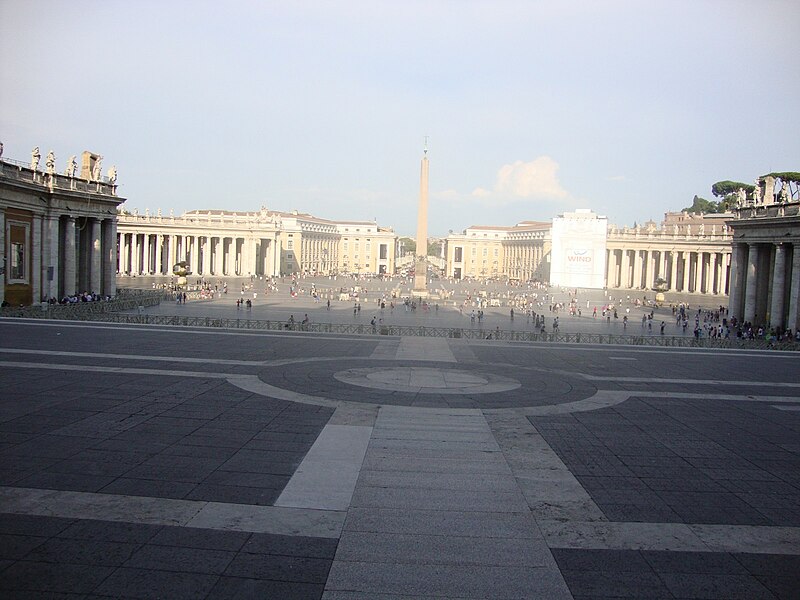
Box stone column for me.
[787,245,800,332]
[201,237,209,276]
[153,234,160,275]
[620,250,630,288]
[696,252,706,294]
[668,251,676,291]
[769,244,787,329]
[191,236,200,275]
[90,218,102,293]
[167,235,175,273]
[123,234,129,275]
[63,217,77,296]
[0,209,4,305]
[31,215,42,303]
[709,252,718,294]
[743,244,759,323]
[43,214,60,300]
[679,252,688,292]
[102,219,117,297]
[630,250,639,288]
[727,244,744,319]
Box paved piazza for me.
[0,289,799,598]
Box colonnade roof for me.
[181,208,380,228]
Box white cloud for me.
[471,156,569,202]
[607,175,627,182]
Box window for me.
[454,247,463,262]
[10,242,24,279]
[7,222,29,283]
[471,247,477,256]
[379,244,388,260]
[287,240,293,249]
[482,248,488,257]
[494,248,498,257]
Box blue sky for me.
[2,0,798,237]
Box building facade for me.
[445,211,736,297]
[445,222,551,281]
[1,152,123,305]
[116,208,397,279]
[550,209,608,289]
[726,179,800,331]
[606,212,733,295]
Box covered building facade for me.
[1,152,123,306]
[445,210,736,297]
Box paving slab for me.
[2,317,799,599]
[276,424,372,510]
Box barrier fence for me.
[2,292,797,351]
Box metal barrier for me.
[2,290,797,351]
[14,312,790,351]
[0,290,168,320]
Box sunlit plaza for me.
[2,2,800,598]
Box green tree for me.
[399,237,415,255]
[763,172,800,202]
[711,180,755,208]
[682,195,722,214]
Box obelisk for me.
[413,143,429,296]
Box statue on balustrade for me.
[753,180,762,204]
[107,166,117,184]
[779,181,790,203]
[736,187,746,207]
[92,156,103,181]
[31,147,40,171]
[45,150,56,175]
[65,155,77,178]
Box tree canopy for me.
[711,181,754,198]
[682,195,727,214]
[762,172,800,182]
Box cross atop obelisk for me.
[413,139,429,296]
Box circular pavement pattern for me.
[333,366,521,395]
[255,358,598,409]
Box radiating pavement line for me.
[276,423,373,511]
[0,486,345,538]
[394,336,457,362]
[323,405,573,599]
[485,412,607,522]
[540,519,800,554]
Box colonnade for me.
[0,209,116,305]
[728,242,800,330]
[117,232,276,278]
[299,235,339,275]
[606,247,731,295]
[503,243,547,281]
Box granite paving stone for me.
[206,576,325,600]
[92,566,220,599]
[2,318,800,598]
[123,543,236,574]
[0,561,116,594]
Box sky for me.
[2,0,798,238]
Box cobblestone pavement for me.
[1,308,798,599]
